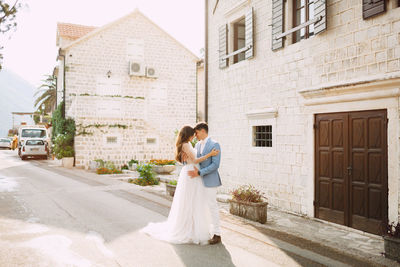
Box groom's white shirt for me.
[200,137,210,154]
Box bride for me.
[140,126,220,244]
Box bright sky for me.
[1,0,204,87]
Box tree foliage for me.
[51,101,76,158]
[0,0,21,70]
[34,75,57,113]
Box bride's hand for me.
[210,149,219,157]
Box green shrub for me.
[94,159,105,168]
[168,179,177,186]
[131,164,159,186]
[53,134,75,159]
[128,159,139,167]
[121,164,129,170]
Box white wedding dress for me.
[140,143,212,245]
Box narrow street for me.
[0,150,390,267]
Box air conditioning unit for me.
[129,61,145,76]
[146,67,158,78]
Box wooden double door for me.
[315,110,388,235]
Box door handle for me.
[347,166,352,176]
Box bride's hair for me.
[175,126,195,163]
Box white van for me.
[18,125,49,158]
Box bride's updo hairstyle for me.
[175,126,195,163]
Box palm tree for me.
[34,75,56,114]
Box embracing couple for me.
[141,122,222,245]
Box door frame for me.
[302,98,399,228]
[314,109,388,234]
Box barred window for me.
[253,125,272,147]
[107,137,117,144]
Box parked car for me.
[18,125,49,158]
[20,139,48,160]
[0,138,11,149]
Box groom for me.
[188,122,222,245]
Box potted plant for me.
[229,185,268,224]
[384,222,400,262]
[53,134,75,168]
[128,159,139,171]
[150,159,176,174]
[166,179,177,197]
[128,163,159,186]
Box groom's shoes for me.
[208,235,221,245]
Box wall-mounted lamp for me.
[107,70,112,78]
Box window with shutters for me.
[252,125,272,147]
[271,0,326,50]
[233,17,246,64]
[218,7,253,68]
[362,0,385,19]
[293,0,315,43]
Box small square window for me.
[107,137,117,144]
[147,138,156,144]
[253,125,272,147]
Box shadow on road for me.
[172,243,235,267]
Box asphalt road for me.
[0,150,380,267]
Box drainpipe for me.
[57,48,66,118]
[204,0,209,123]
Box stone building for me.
[54,9,199,168]
[205,0,400,235]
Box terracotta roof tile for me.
[57,22,98,40]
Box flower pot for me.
[384,236,400,262]
[89,160,100,170]
[166,183,177,197]
[153,165,176,174]
[229,199,268,224]
[62,157,74,168]
[129,163,137,171]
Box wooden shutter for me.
[245,7,254,59]
[271,0,283,51]
[219,24,228,69]
[314,0,327,35]
[363,0,385,20]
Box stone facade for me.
[206,0,400,225]
[55,10,198,168]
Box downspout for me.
[205,0,209,123]
[196,60,199,123]
[58,48,66,118]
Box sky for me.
[1,0,205,87]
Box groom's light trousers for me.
[205,187,221,236]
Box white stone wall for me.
[207,0,400,222]
[60,12,198,168]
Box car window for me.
[21,129,46,138]
[0,139,10,143]
[25,140,44,145]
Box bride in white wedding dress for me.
[140,126,219,245]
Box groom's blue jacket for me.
[196,138,222,188]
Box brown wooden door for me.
[315,110,388,235]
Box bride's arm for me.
[182,143,219,164]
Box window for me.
[107,137,117,144]
[26,140,44,146]
[147,138,156,144]
[293,0,315,43]
[21,129,46,138]
[233,18,246,64]
[253,126,272,147]
[218,8,253,68]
